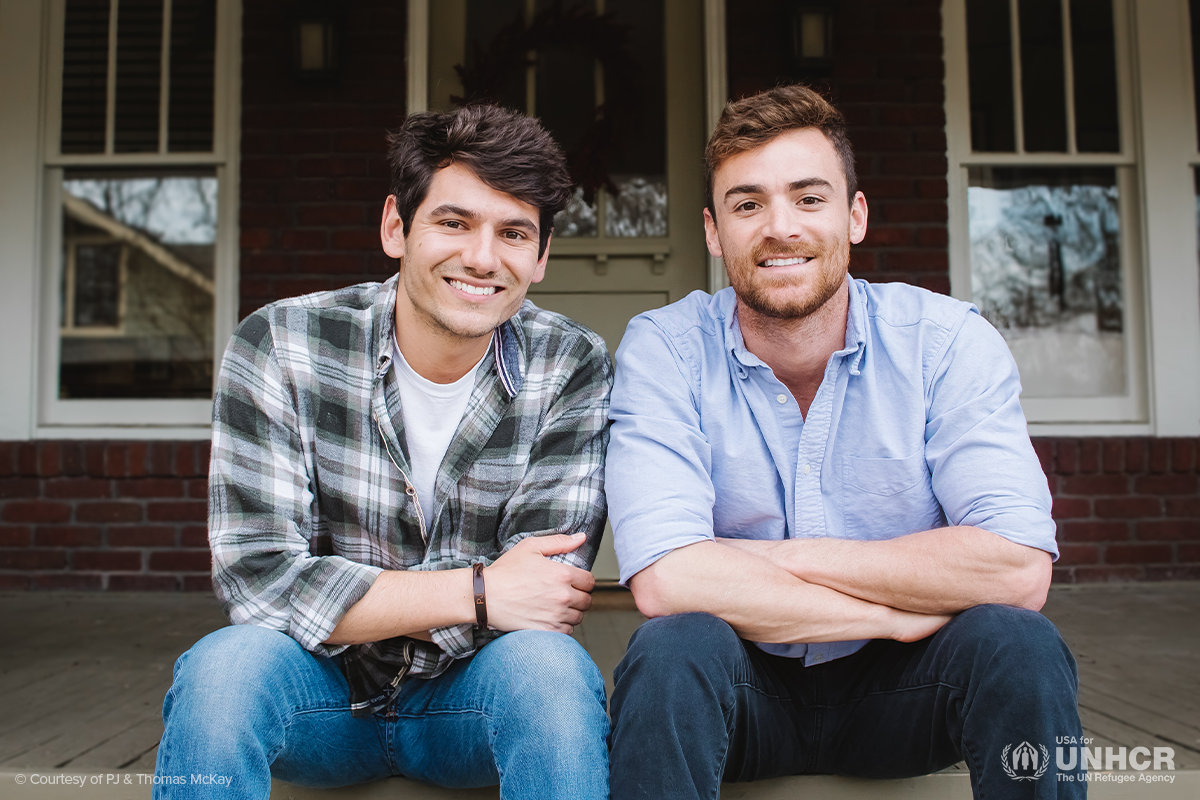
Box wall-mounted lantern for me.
[292,8,341,83]
[790,2,835,74]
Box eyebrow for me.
[427,204,539,235]
[723,177,835,201]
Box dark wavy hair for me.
[387,104,573,258]
[705,84,858,216]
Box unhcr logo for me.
[1002,741,1050,781]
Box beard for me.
[724,235,850,321]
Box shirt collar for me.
[374,273,524,399]
[719,276,868,377]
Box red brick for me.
[1148,439,1170,473]
[1125,439,1148,472]
[128,443,147,477]
[879,202,946,224]
[149,550,212,572]
[1100,439,1124,473]
[37,442,62,476]
[0,478,40,498]
[1057,544,1099,566]
[241,206,289,227]
[884,251,948,271]
[916,227,947,247]
[1171,438,1197,471]
[332,131,387,153]
[1073,566,1143,582]
[197,441,211,471]
[16,443,37,475]
[45,478,111,499]
[1136,520,1200,541]
[280,132,331,154]
[242,157,293,179]
[183,575,215,592]
[109,574,180,591]
[279,180,336,202]
[147,501,207,522]
[863,226,913,247]
[879,106,945,128]
[174,443,200,477]
[0,574,31,589]
[35,526,103,547]
[108,526,177,548]
[280,230,328,250]
[1095,497,1161,519]
[1051,497,1090,519]
[76,502,143,523]
[72,550,143,571]
[331,230,382,251]
[297,205,366,226]
[296,254,367,275]
[1145,565,1200,580]
[1050,567,1076,584]
[0,549,68,570]
[1133,474,1198,496]
[61,442,86,476]
[32,573,103,590]
[0,525,31,546]
[0,442,14,476]
[1060,521,1130,542]
[1059,474,1128,495]
[297,157,367,178]
[1032,439,1054,474]
[1,500,71,524]
[117,478,186,498]
[1054,439,1079,474]
[1180,543,1200,562]
[241,228,272,249]
[1165,497,1200,516]
[1078,439,1100,473]
[104,444,129,477]
[181,525,209,547]
[1104,544,1172,564]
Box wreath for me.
[452,1,643,203]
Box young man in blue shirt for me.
[606,84,1084,798]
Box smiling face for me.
[381,162,549,346]
[704,127,867,321]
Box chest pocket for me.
[842,452,944,539]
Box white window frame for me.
[944,0,1200,436]
[28,0,240,438]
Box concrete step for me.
[4,770,1197,799]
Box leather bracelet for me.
[472,563,488,630]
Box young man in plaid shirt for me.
[155,105,613,799]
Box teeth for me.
[763,257,813,267]
[449,279,498,296]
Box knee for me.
[615,613,742,692]
[166,625,305,724]
[948,605,1077,692]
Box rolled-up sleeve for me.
[923,311,1059,558]
[209,311,381,655]
[607,315,717,584]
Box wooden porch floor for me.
[0,583,1197,797]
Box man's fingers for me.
[566,587,592,612]
[568,566,596,592]
[521,532,587,556]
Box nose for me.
[759,200,802,244]
[459,228,501,274]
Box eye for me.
[734,200,759,213]
[799,195,824,206]
[502,229,527,241]
[443,219,464,229]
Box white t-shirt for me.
[392,335,490,519]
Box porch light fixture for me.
[791,3,835,70]
[292,9,340,82]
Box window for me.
[40,0,238,432]
[946,0,1148,425]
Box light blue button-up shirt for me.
[607,278,1057,665]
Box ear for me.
[703,208,724,258]
[381,195,406,259]
[530,232,550,285]
[848,191,868,245]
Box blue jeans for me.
[609,605,1086,799]
[155,625,609,800]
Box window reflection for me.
[59,174,216,399]
[968,167,1125,397]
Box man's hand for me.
[484,533,595,634]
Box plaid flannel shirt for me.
[209,274,612,715]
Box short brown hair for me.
[705,84,858,216]
[387,104,573,258]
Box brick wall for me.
[0,442,211,591]
[1035,438,1200,583]
[238,0,406,317]
[726,0,948,294]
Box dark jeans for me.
[609,605,1086,799]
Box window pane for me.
[168,0,216,152]
[61,0,110,155]
[968,167,1125,397]
[60,173,216,399]
[606,176,667,237]
[967,0,1016,152]
[555,188,598,238]
[463,0,526,111]
[1070,0,1119,153]
[114,0,163,153]
[1019,0,1068,152]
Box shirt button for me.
[803,464,812,475]
[776,393,787,404]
